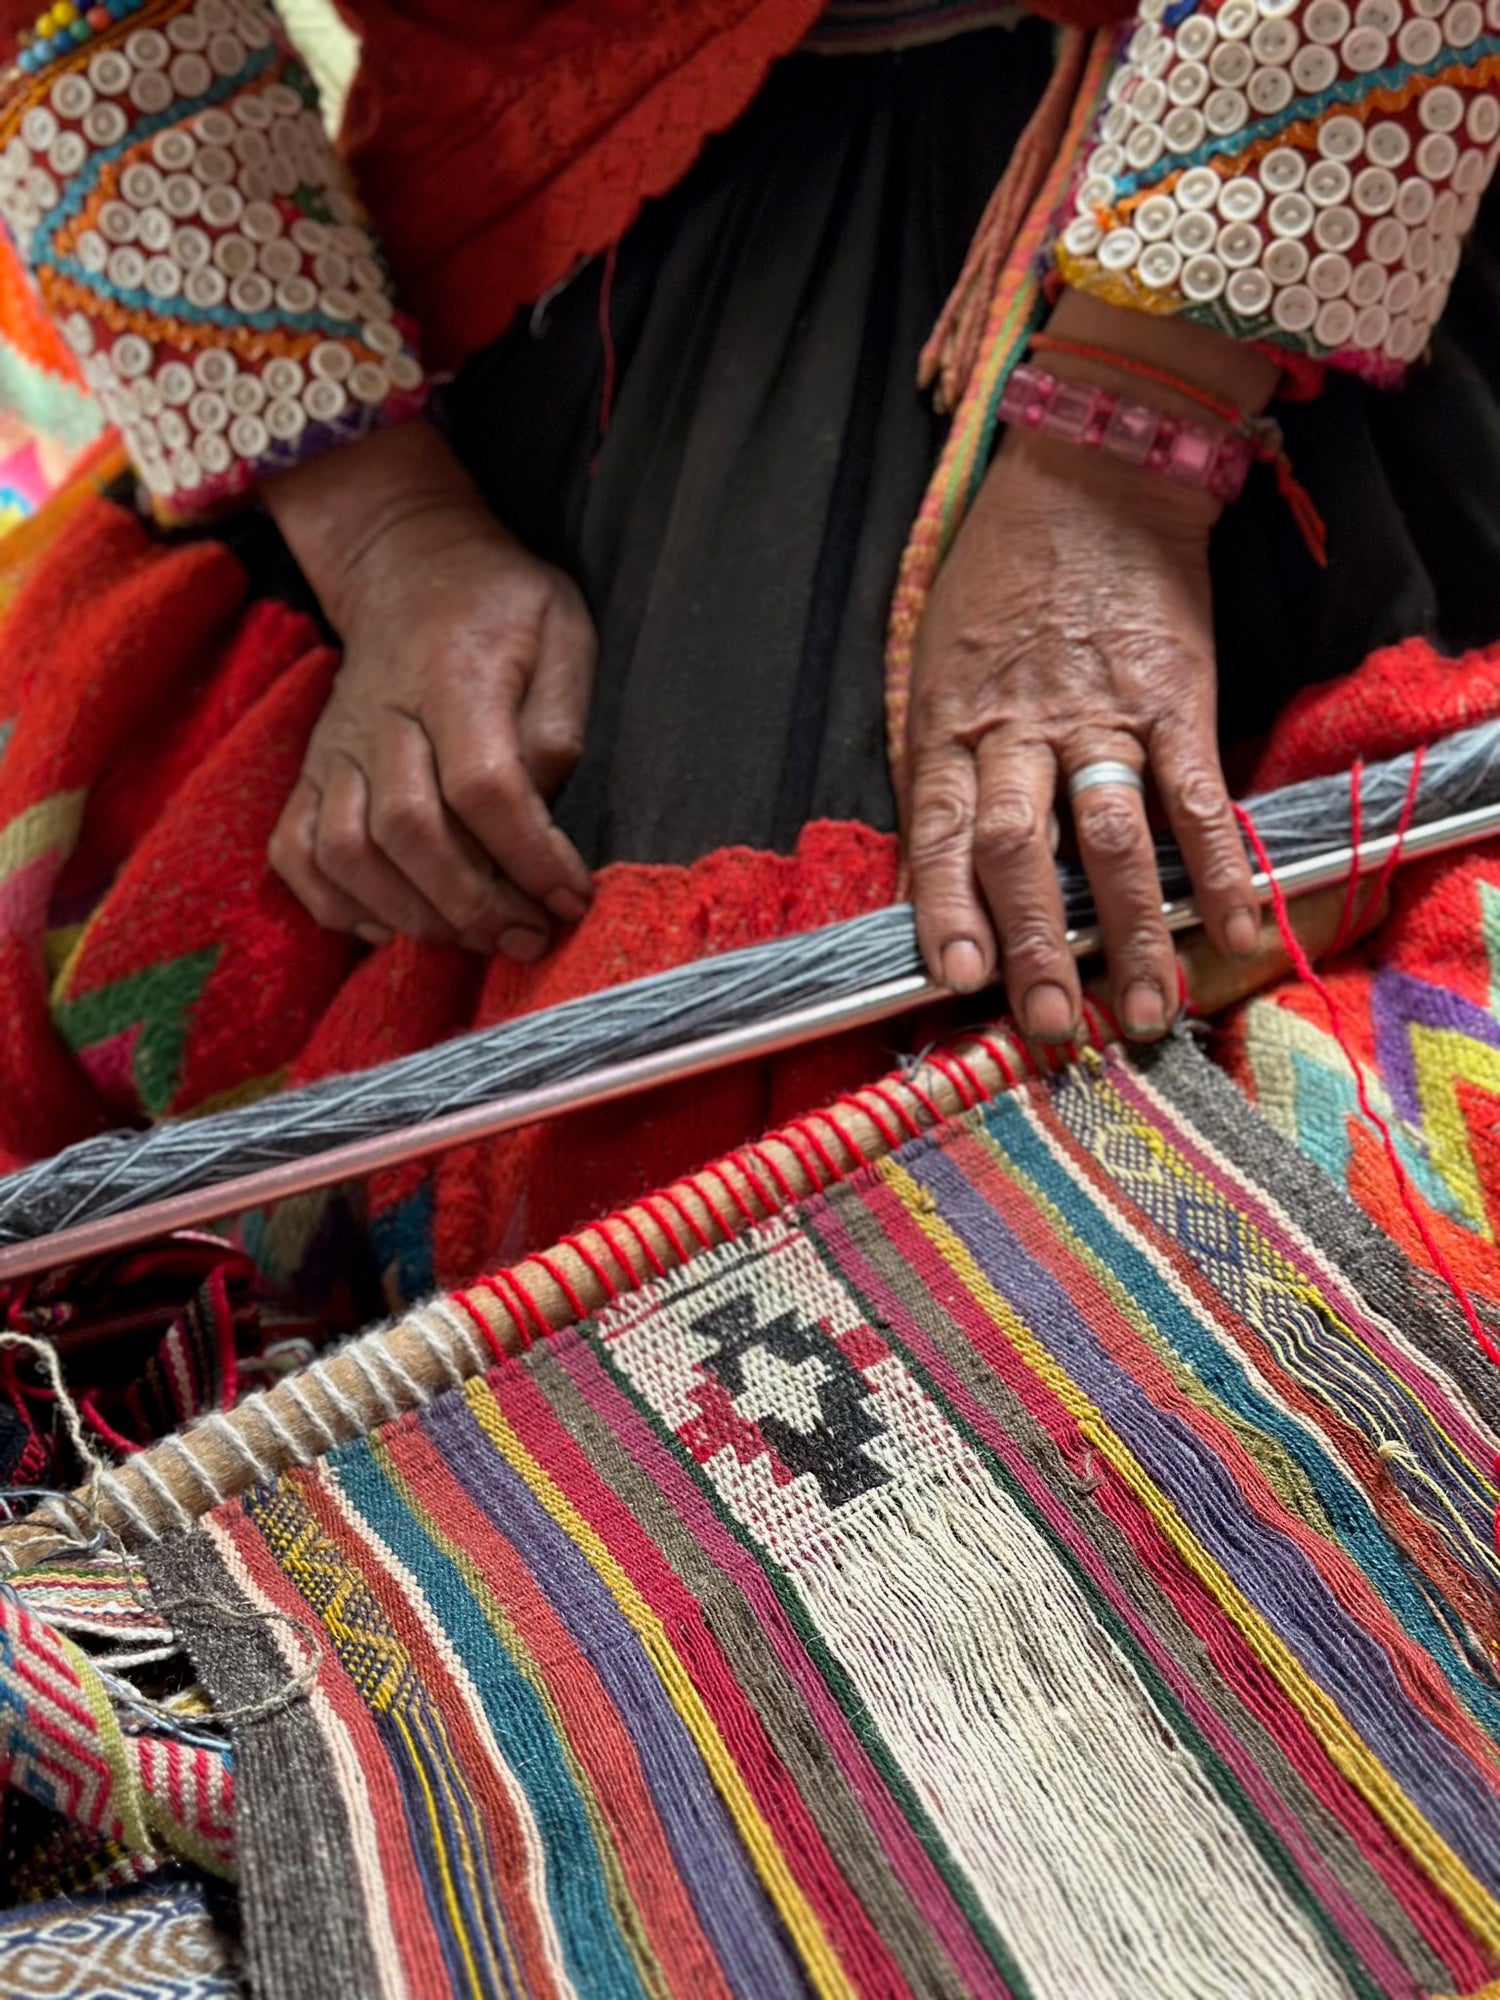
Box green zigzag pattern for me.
[54,949,218,1119]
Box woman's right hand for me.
[264,419,597,958]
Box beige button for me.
[1272,282,1318,328]
[1396,175,1436,224]
[1290,42,1338,87]
[304,378,348,423]
[1248,65,1294,111]
[1319,115,1366,160]
[1397,15,1443,57]
[169,53,213,97]
[1062,216,1103,256]
[1172,208,1219,253]
[1210,40,1254,81]
[1251,16,1298,58]
[1168,60,1210,105]
[184,266,227,307]
[1260,146,1308,191]
[1264,235,1311,281]
[1309,249,1353,295]
[1138,241,1183,286]
[1314,297,1357,343]
[1217,219,1263,265]
[1269,189,1315,235]
[1181,252,1228,299]
[1445,0,1484,40]
[309,341,353,381]
[1164,106,1207,148]
[1306,158,1352,203]
[263,356,305,398]
[1384,268,1421,312]
[1136,196,1179,239]
[196,433,232,477]
[228,371,265,413]
[1312,203,1359,249]
[1353,166,1398,213]
[193,348,234,389]
[1416,130,1459,178]
[1420,87,1465,133]
[1340,25,1389,66]
[1367,215,1410,261]
[1176,15,1216,56]
[1226,265,1273,313]
[1219,176,1266,219]
[1178,166,1223,208]
[275,276,317,314]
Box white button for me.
[51,74,94,119]
[387,354,423,392]
[1178,167,1223,212]
[229,272,273,313]
[1291,42,1339,86]
[1467,95,1500,143]
[304,377,348,423]
[258,237,301,280]
[167,10,208,49]
[1078,175,1117,210]
[1177,14,1216,55]
[1211,39,1254,82]
[1264,235,1310,282]
[322,286,360,322]
[1341,24,1388,65]
[1134,75,1170,120]
[112,333,152,378]
[1416,130,1459,177]
[1062,215,1103,256]
[265,397,306,441]
[1136,195,1179,239]
[62,311,93,355]
[192,146,235,187]
[126,27,169,67]
[144,255,182,298]
[1408,225,1434,269]
[1138,240,1183,286]
[1396,175,1436,222]
[1217,219,1263,265]
[1313,202,1360,248]
[1357,0,1401,28]
[1365,122,1411,170]
[1098,227,1142,270]
[188,389,228,433]
[1314,297,1357,342]
[1306,158,1352,203]
[1306,0,1351,39]
[228,413,268,460]
[1385,268,1421,311]
[184,266,227,307]
[1421,86,1465,132]
[193,348,234,389]
[1319,115,1366,159]
[1433,186,1460,233]
[240,199,282,242]
[1219,175,1266,219]
[212,232,254,277]
[209,30,247,75]
[84,102,128,146]
[160,174,200,220]
[1269,189,1315,234]
[1349,258,1387,301]
[169,447,202,491]
[233,127,269,169]
[196,432,232,477]
[154,407,185,450]
[1145,23,1175,69]
[1383,313,1414,359]
[1168,59,1210,104]
[157,361,194,405]
[106,245,145,289]
[20,107,57,153]
[1182,252,1228,299]
[48,133,86,177]
[1353,165,1398,212]
[1309,249,1353,294]
[234,90,272,128]
[263,356,305,398]
[1164,106,1207,148]
[1227,265,1273,313]
[227,371,265,413]
[1455,144,1489,191]
[99,198,138,244]
[1397,15,1443,57]
[1368,215,1410,261]
[152,130,196,172]
[77,229,107,274]
[120,163,163,208]
[1458,188,1480,232]
[1252,17,1298,59]
[1130,21,1160,60]
[202,186,246,230]
[1126,123,1166,169]
[1219,0,1257,36]
[171,224,210,269]
[1204,88,1248,133]
[1261,145,1307,190]
[1259,0,1300,16]
[1272,283,1318,328]
[1172,207,1219,252]
[309,340,353,381]
[1248,65,1294,111]
[276,276,318,314]
[1445,0,1484,39]
[89,50,131,96]
[170,53,213,96]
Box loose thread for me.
[594,240,620,460]
[1231,800,1500,1552]
[1329,758,1366,960]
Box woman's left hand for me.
[906,420,1261,1045]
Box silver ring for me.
[1067,759,1144,801]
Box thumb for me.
[517,586,597,800]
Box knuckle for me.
[1112,919,1173,971]
[369,788,436,851]
[531,721,585,771]
[999,922,1061,978]
[909,789,971,868]
[1075,795,1142,863]
[1172,766,1231,830]
[313,820,366,882]
[974,790,1041,861]
[447,754,523,820]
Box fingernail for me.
[1122,979,1167,1039]
[940,939,986,993]
[1024,981,1076,1043]
[548,887,590,924]
[500,925,548,963]
[1225,908,1259,959]
[355,922,393,947]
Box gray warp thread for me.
[0,719,1495,1242]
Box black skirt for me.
[249,23,1500,865]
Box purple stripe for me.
[419,1388,805,2000]
[1371,967,1500,1131]
[552,1333,1013,2000]
[809,1195,1425,1999]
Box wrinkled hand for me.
[266,421,596,957]
[907,423,1259,1044]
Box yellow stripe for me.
[463,1376,858,2000]
[881,1153,1500,1954]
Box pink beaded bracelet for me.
[997,361,1255,503]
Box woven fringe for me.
[885,25,1114,794]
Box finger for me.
[1063,747,1176,1042]
[268,775,390,944]
[1150,711,1260,963]
[516,590,596,801]
[312,754,460,948]
[973,734,1079,1043]
[367,720,552,960]
[907,740,994,993]
[428,660,594,924]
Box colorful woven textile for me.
[0,1876,238,1997]
[152,1033,1500,2000]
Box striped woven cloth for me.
[152,1034,1500,2000]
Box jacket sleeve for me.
[1051,0,1500,381]
[0,0,425,516]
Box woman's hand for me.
[907,423,1258,1044]
[264,420,596,957]
[906,291,1278,1045]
